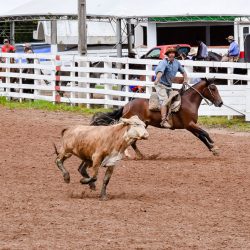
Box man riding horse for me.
[154,47,188,128]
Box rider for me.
[222,35,240,62]
[154,47,188,128]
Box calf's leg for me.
[80,155,101,184]
[55,153,72,183]
[78,161,96,190]
[100,165,114,201]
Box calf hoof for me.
[89,182,96,191]
[80,177,97,185]
[63,172,70,183]
[99,195,108,201]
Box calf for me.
[54,115,149,200]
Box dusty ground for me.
[0,106,249,250]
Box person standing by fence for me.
[1,38,16,63]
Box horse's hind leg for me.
[55,153,72,183]
[78,161,96,190]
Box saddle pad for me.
[149,90,181,113]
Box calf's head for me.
[120,116,149,142]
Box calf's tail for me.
[90,107,124,126]
[53,143,59,156]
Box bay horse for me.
[91,79,223,158]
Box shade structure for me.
[1,0,250,20]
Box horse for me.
[91,79,223,158]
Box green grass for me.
[0,97,110,115]
[198,116,250,132]
[0,97,249,132]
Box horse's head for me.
[202,79,223,107]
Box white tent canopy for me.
[2,0,250,19]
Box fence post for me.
[18,57,23,102]
[145,64,152,97]
[227,66,234,120]
[246,68,250,121]
[70,59,76,106]
[125,63,129,102]
[5,57,11,100]
[104,61,112,108]
[34,57,40,99]
[85,61,90,108]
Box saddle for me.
[149,90,181,113]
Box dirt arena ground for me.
[0,106,249,250]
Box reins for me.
[185,82,213,106]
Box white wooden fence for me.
[0,52,250,121]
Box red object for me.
[240,51,245,59]
[157,44,191,59]
[143,44,191,60]
[55,85,61,91]
[55,75,61,82]
[56,66,61,71]
[1,45,15,53]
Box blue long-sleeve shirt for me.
[228,41,240,56]
[155,59,185,87]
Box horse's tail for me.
[90,107,124,126]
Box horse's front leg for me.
[187,122,219,156]
[100,165,115,201]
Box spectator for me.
[195,40,208,61]
[1,39,16,62]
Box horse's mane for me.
[182,78,211,96]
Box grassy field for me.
[0,97,249,131]
[0,97,110,115]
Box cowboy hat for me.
[165,47,177,55]
[226,35,234,41]
[188,47,197,56]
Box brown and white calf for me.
[54,115,149,200]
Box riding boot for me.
[160,105,171,128]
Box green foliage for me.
[0,97,249,131]
[198,116,250,132]
[0,97,110,115]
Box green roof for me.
[149,16,238,22]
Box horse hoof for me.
[80,177,97,185]
[63,172,70,183]
[211,147,219,156]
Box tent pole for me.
[116,18,122,57]
[10,21,15,45]
[51,20,58,54]
[127,18,133,55]
[78,0,87,56]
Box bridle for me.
[186,82,216,106]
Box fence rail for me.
[0,52,250,121]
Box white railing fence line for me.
[0,52,250,121]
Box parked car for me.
[141,44,191,60]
